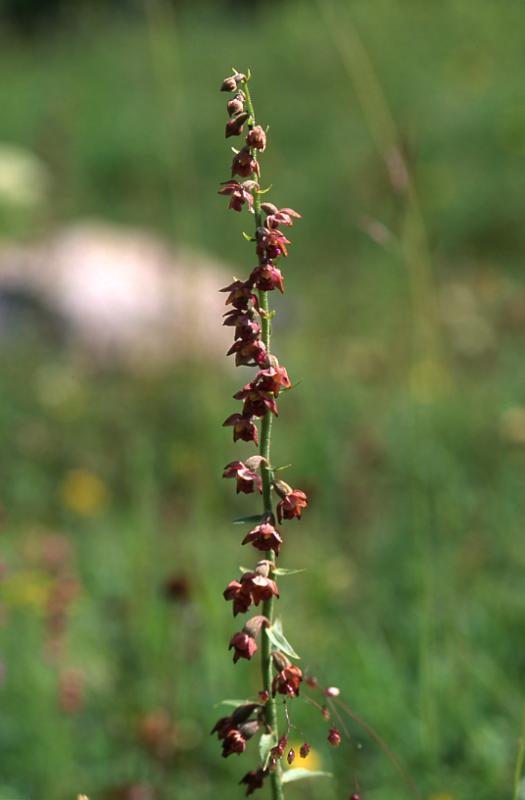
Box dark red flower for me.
[224,566,279,615]
[211,703,261,740]
[240,570,279,605]
[274,483,309,522]
[299,742,311,758]
[229,631,258,663]
[287,748,295,765]
[246,125,267,152]
[222,413,258,445]
[253,365,291,395]
[230,315,262,341]
[328,727,342,747]
[242,521,282,555]
[218,181,255,213]
[239,769,267,796]
[223,579,252,616]
[232,146,260,178]
[220,279,258,310]
[261,204,302,228]
[255,226,290,259]
[223,461,262,494]
[272,664,303,697]
[227,338,268,367]
[222,728,247,756]
[223,307,253,327]
[211,715,234,739]
[250,262,285,293]
[220,76,238,92]
[227,93,245,116]
[234,383,278,417]
[225,112,250,138]
[220,73,245,92]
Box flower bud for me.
[287,748,295,765]
[246,125,267,151]
[238,719,260,740]
[254,560,272,577]
[243,615,268,638]
[242,180,259,193]
[226,112,250,139]
[220,75,238,92]
[258,689,270,703]
[231,703,261,725]
[272,479,293,499]
[299,742,311,758]
[328,727,341,747]
[220,72,246,92]
[261,202,278,215]
[245,455,267,472]
[271,650,291,672]
[324,686,340,697]
[227,97,244,116]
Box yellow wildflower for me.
[60,469,109,516]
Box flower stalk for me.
[215,68,341,800]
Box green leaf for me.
[233,514,263,525]
[265,618,300,659]
[214,698,251,708]
[273,568,306,576]
[242,231,255,241]
[282,770,333,784]
[259,732,276,769]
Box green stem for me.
[242,77,284,800]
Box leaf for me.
[233,514,263,525]
[259,732,276,769]
[273,568,306,576]
[282,770,333,784]
[265,619,300,659]
[242,231,255,241]
[214,698,252,708]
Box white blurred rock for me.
[0,221,232,368]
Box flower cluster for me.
[214,69,314,796]
[213,70,362,800]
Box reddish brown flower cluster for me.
[215,70,322,798]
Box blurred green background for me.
[1,1,525,799]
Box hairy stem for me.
[242,77,284,800]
